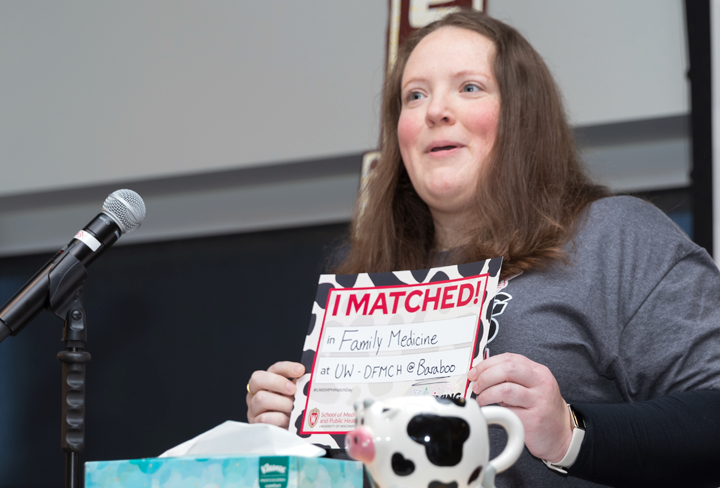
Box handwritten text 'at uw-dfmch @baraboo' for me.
[313,347,473,384]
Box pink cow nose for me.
[345,427,376,464]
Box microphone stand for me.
[0,190,145,487]
[47,253,91,488]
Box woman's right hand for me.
[246,361,305,428]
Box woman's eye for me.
[463,84,480,93]
[408,91,424,101]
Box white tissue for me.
[159,421,326,458]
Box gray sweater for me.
[488,196,720,487]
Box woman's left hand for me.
[467,352,573,462]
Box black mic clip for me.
[47,252,88,336]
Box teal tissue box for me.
[84,455,363,488]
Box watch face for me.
[569,404,585,430]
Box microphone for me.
[0,189,146,343]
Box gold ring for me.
[247,383,253,396]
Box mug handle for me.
[480,406,525,488]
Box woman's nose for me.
[425,93,455,127]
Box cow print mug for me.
[346,396,524,488]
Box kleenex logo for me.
[261,463,287,475]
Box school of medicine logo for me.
[308,408,320,427]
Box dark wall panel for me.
[0,223,348,487]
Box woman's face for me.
[398,27,500,223]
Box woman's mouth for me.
[427,142,463,155]
[431,145,458,152]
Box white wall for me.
[0,1,387,196]
[1,0,688,197]
[488,0,688,126]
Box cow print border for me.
[289,258,503,449]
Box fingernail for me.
[294,365,303,375]
[467,369,477,381]
[286,382,295,394]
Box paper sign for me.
[289,258,502,448]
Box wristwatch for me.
[543,403,586,473]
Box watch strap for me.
[543,403,585,473]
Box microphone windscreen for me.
[102,189,146,234]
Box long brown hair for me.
[337,10,608,279]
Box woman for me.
[247,11,720,487]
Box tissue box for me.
[84,455,363,488]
